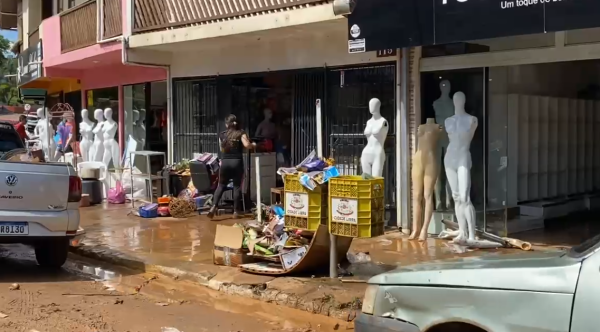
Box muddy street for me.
[0,244,348,332]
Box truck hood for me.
[368,251,581,294]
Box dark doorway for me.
[65,90,82,139]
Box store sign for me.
[331,198,358,224]
[285,192,309,217]
[348,0,600,51]
[18,41,43,86]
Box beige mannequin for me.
[409,118,443,241]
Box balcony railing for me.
[28,27,39,49]
[101,0,122,39]
[132,0,324,33]
[60,0,97,53]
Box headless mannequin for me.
[409,118,442,241]
[135,109,146,149]
[433,80,454,210]
[91,109,105,162]
[361,98,388,177]
[79,109,94,162]
[34,108,56,161]
[102,108,120,168]
[444,92,498,248]
[255,108,277,139]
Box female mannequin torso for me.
[79,109,94,162]
[102,108,120,168]
[361,98,388,177]
[410,119,442,241]
[91,109,105,162]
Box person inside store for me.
[208,114,256,219]
[55,113,74,155]
[13,115,28,143]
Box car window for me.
[569,233,600,258]
[0,140,20,152]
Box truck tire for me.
[35,239,69,268]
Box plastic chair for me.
[77,161,108,199]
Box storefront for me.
[82,80,168,170]
[169,21,399,211]
[348,0,600,235]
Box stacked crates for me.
[283,174,328,231]
[328,176,385,238]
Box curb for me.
[69,245,361,321]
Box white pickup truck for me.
[0,121,81,268]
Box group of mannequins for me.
[407,81,496,248]
[357,86,492,247]
[77,108,146,168]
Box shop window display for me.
[124,81,168,173]
[420,69,493,235]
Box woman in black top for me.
[208,114,255,219]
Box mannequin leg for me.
[102,148,112,166]
[434,145,443,210]
[81,142,89,162]
[445,167,468,244]
[112,143,121,169]
[372,154,385,178]
[409,165,424,240]
[458,166,476,241]
[361,157,373,177]
[418,170,438,242]
[445,180,453,210]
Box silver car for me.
[356,236,600,332]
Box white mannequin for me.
[91,109,105,162]
[444,92,496,248]
[433,80,454,210]
[134,109,146,149]
[102,108,120,168]
[34,108,56,161]
[361,98,388,177]
[79,109,94,162]
[255,108,277,139]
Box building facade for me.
[348,0,600,235]
[123,0,403,222]
[11,0,168,160]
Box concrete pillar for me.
[118,85,124,154]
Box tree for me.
[0,35,20,105]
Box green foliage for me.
[0,82,20,105]
[0,35,20,106]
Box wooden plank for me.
[132,0,324,33]
[60,1,97,53]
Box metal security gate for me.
[326,64,397,206]
[291,71,325,165]
[172,79,219,161]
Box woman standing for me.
[208,114,255,219]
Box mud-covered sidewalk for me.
[73,204,562,321]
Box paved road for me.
[0,244,346,332]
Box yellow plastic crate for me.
[328,176,385,238]
[283,174,328,231]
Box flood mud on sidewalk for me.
[74,204,564,320]
[0,244,345,332]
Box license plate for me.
[0,222,29,235]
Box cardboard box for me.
[213,225,253,267]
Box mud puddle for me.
[67,257,348,331]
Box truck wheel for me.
[35,239,69,268]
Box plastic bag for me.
[107,181,126,204]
